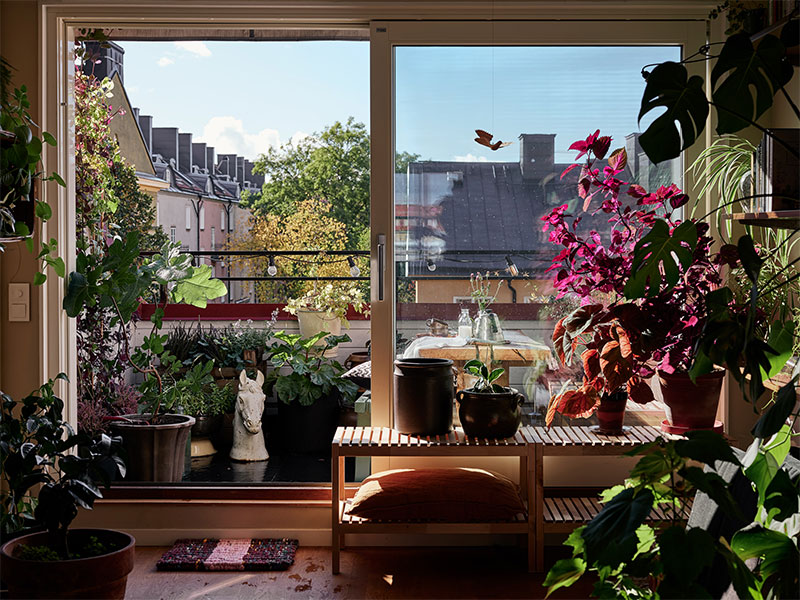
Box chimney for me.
[151,127,179,166]
[245,160,264,187]
[218,154,237,178]
[625,133,642,178]
[236,156,245,183]
[192,142,207,171]
[138,114,153,153]
[206,147,216,173]
[81,40,125,83]
[178,133,193,174]
[519,133,555,180]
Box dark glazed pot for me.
[277,391,340,455]
[110,414,195,482]
[456,387,524,439]
[0,528,135,599]
[393,358,454,435]
[659,369,725,430]
[596,389,627,434]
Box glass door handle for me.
[377,234,386,301]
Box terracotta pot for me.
[659,370,724,430]
[0,528,135,599]
[110,414,195,482]
[456,387,524,439]
[596,389,627,434]
[393,358,454,435]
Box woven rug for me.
[156,538,298,571]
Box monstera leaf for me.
[624,219,698,298]
[711,32,795,134]
[638,61,709,163]
[171,264,227,308]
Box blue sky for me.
[118,41,678,164]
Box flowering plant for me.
[284,282,368,326]
[541,130,736,423]
[469,271,501,311]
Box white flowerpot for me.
[296,309,342,358]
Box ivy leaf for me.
[638,61,709,163]
[33,272,46,286]
[624,219,697,298]
[171,265,227,308]
[34,201,52,220]
[41,131,57,146]
[731,524,800,598]
[62,271,91,317]
[711,32,794,134]
[760,321,794,380]
[751,376,799,439]
[543,558,586,597]
[49,172,65,187]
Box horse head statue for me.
[237,369,265,435]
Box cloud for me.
[157,57,174,67]
[174,41,211,57]
[452,153,488,162]
[196,116,285,158]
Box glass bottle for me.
[457,308,473,338]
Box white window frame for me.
[220,211,225,231]
[185,205,191,230]
[199,206,205,230]
[170,226,176,243]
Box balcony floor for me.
[124,545,594,599]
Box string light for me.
[426,258,437,272]
[267,255,277,276]
[505,255,519,277]
[347,256,360,277]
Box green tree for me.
[395,151,421,173]
[246,117,370,248]
[109,166,168,252]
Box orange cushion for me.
[348,468,525,522]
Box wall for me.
[0,1,42,400]
[107,73,155,175]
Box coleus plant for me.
[542,130,740,424]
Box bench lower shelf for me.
[543,495,692,533]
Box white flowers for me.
[284,283,368,324]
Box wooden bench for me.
[331,426,534,574]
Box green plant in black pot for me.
[265,330,359,454]
[0,375,136,600]
[457,358,524,439]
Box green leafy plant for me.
[0,375,125,558]
[463,357,506,393]
[284,282,368,326]
[265,330,359,407]
[180,383,236,417]
[0,57,66,281]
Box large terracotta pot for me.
[596,389,627,434]
[110,414,195,482]
[393,358,454,435]
[0,528,135,599]
[456,387,524,439]
[659,370,724,431]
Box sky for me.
[118,41,679,164]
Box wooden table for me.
[418,332,551,388]
[331,426,535,574]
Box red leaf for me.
[556,387,600,419]
[545,395,560,427]
[560,163,580,180]
[608,147,627,172]
[593,136,612,160]
[552,318,567,364]
[577,179,591,199]
[627,376,655,405]
[599,340,633,391]
[568,140,588,152]
[627,184,647,199]
[613,325,633,359]
[582,349,601,382]
[582,191,596,212]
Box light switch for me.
[8,283,30,322]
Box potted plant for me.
[0,375,134,600]
[265,330,360,454]
[284,282,367,354]
[456,357,524,439]
[176,363,236,458]
[63,234,227,481]
[542,130,738,433]
[0,57,65,279]
[469,271,504,342]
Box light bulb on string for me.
[426,258,437,272]
[505,255,519,277]
[267,255,277,277]
[347,256,360,277]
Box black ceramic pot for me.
[277,391,340,455]
[456,387,524,439]
[393,358,454,435]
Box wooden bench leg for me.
[332,445,341,575]
[533,444,544,572]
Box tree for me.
[246,117,370,248]
[395,151,421,173]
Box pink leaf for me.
[560,163,580,180]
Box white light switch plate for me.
[8,283,30,322]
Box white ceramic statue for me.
[230,369,269,462]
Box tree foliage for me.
[245,117,370,248]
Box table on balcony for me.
[413,331,551,388]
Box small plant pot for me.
[456,387,524,439]
[659,370,725,431]
[296,310,342,358]
[110,414,195,482]
[393,358,454,435]
[0,528,135,599]
[277,392,340,455]
[595,390,627,434]
[190,415,223,457]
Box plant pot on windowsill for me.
[658,369,725,433]
[109,414,195,482]
[0,528,135,600]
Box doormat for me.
[156,538,298,571]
